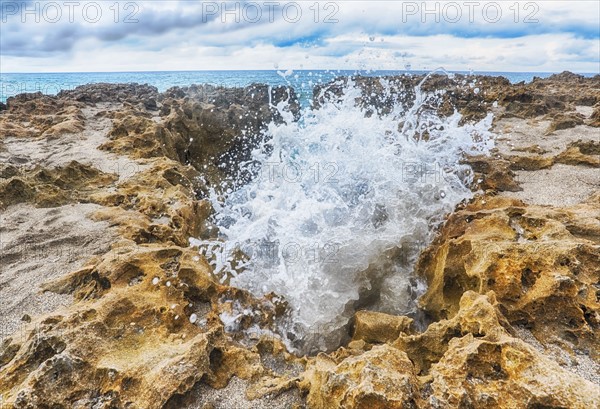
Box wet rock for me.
[95,83,299,187]
[160,84,300,185]
[315,73,510,123]
[317,71,600,125]
[464,155,521,191]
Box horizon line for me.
[2,69,598,75]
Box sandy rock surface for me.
[0,73,598,408]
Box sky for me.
[1,0,599,73]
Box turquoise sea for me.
[1,70,597,103]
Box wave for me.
[190,73,495,353]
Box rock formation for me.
[1,73,598,408]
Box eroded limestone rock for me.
[416,195,600,360]
[1,76,598,408]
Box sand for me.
[508,164,599,206]
[165,377,305,409]
[0,103,128,344]
[494,107,599,207]
[0,103,148,181]
[0,203,116,343]
[513,326,600,385]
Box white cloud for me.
[1,0,598,72]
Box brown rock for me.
[416,195,600,358]
[430,333,600,408]
[588,105,600,127]
[96,83,300,187]
[0,161,117,209]
[352,311,413,344]
[466,155,521,191]
[2,76,599,409]
[0,84,304,409]
[0,177,34,207]
[41,118,84,138]
[427,295,600,409]
[555,140,600,167]
[302,344,421,409]
[545,112,585,134]
[304,292,600,408]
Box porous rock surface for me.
[1,73,599,408]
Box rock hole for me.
[521,268,540,289]
[209,348,223,372]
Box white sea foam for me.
[191,75,494,353]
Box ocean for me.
[1,70,597,104]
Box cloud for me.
[0,0,598,72]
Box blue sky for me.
[1,0,599,72]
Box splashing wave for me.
[191,75,495,353]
